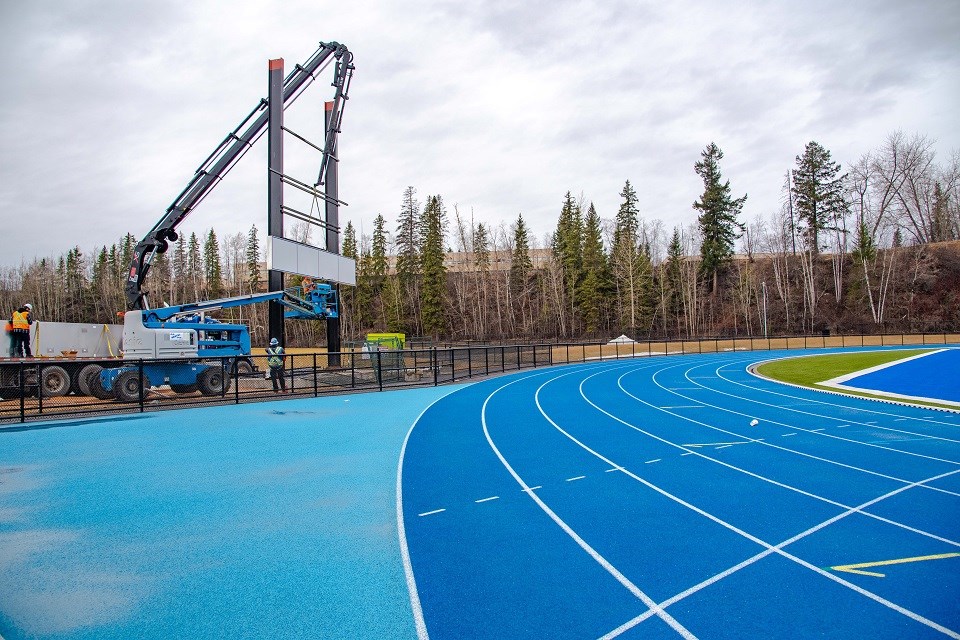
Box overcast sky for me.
[1,0,958,267]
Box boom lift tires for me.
[197,367,230,396]
[114,370,146,403]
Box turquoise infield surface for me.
[2,347,959,639]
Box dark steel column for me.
[324,100,341,365]
[267,58,285,347]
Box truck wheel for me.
[40,366,71,398]
[232,358,254,376]
[88,367,115,400]
[114,370,146,403]
[170,383,198,394]
[76,364,101,396]
[197,367,231,396]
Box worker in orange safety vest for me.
[10,303,33,358]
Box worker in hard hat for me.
[265,337,287,393]
[10,303,33,358]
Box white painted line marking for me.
[645,459,661,464]
[659,405,705,409]
[522,485,542,492]
[836,424,849,428]
[680,452,694,456]
[605,467,624,473]
[566,475,586,482]
[475,496,499,503]
[894,418,908,422]
[715,445,732,450]
[811,428,825,432]
[782,433,797,437]
[418,509,446,517]
[865,421,878,425]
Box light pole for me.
[761,281,768,338]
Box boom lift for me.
[93,285,337,401]
[94,41,354,401]
[124,40,354,311]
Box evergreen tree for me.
[553,191,584,331]
[420,195,447,336]
[395,186,420,283]
[577,203,610,334]
[791,141,846,253]
[245,225,261,294]
[611,180,652,328]
[203,229,224,299]
[510,213,533,295]
[187,232,202,300]
[370,214,388,288]
[663,227,685,333]
[340,222,362,336]
[693,143,747,292]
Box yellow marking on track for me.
[829,553,960,577]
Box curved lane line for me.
[479,365,698,640]
[531,363,960,639]
[598,364,960,543]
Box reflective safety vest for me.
[11,311,29,331]
[266,346,284,368]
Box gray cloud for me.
[1,0,957,265]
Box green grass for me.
[755,349,958,410]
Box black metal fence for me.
[2,332,958,424]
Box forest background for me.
[2,131,958,347]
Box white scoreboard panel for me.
[265,236,357,286]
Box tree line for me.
[2,130,958,345]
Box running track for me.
[400,350,960,639]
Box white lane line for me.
[483,370,697,639]
[715,445,732,450]
[645,459,661,464]
[605,467,624,473]
[417,509,446,517]
[894,418,908,422]
[522,485,543,492]
[811,428,825,432]
[588,365,960,546]
[396,384,471,640]
[475,496,499,504]
[659,405,705,409]
[570,366,960,637]
[566,475,587,482]
[836,424,850,428]
[782,433,797,437]
[680,452,694,456]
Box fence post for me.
[485,346,489,375]
[235,359,240,404]
[19,360,25,423]
[36,363,42,416]
[138,360,145,412]
[376,351,384,392]
[313,353,319,397]
[533,345,537,368]
[502,346,506,372]
[468,347,473,378]
[432,347,438,386]
[351,351,356,389]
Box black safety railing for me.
[2,332,958,424]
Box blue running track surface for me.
[836,348,960,404]
[3,348,959,639]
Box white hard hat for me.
[269,338,279,346]
[24,303,32,310]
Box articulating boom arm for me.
[124,41,354,311]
